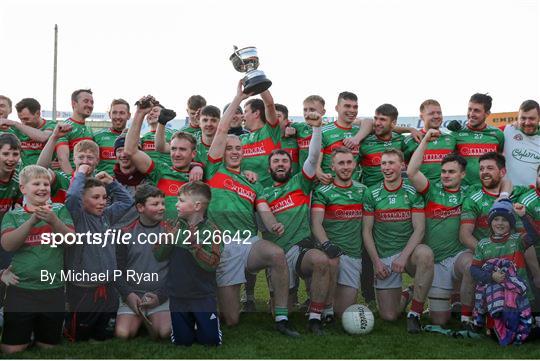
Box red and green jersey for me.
[0,169,22,222]
[460,185,499,242]
[363,180,425,258]
[359,132,405,187]
[141,128,175,166]
[240,122,281,188]
[194,138,211,169]
[50,170,72,204]
[291,122,313,167]
[206,156,265,235]
[93,127,124,175]
[260,171,314,252]
[472,233,531,298]
[419,181,466,262]
[145,161,190,220]
[1,204,74,290]
[181,123,202,140]
[451,124,504,185]
[321,122,360,180]
[312,181,367,258]
[281,130,300,175]
[403,131,456,182]
[512,185,540,257]
[9,119,56,167]
[55,118,94,164]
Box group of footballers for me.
[0,79,538,353]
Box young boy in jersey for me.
[470,199,539,343]
[154,181,222,346]
[115,185,171,340]
[0,165,74,354]
[64,165,133,342]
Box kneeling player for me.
[363,149,434,333]
[407,129,474,327]
[1,165,74,354]
[261,110,335,335]
[115,185,171,340]
[312,148,367,318]
[154,182,222,346]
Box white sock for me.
[275,315,288,322]
[407,311,420,318]
[309,312,322,321]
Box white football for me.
[342,304,375,335]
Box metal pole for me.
[52,24,58,121]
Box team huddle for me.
[0,82,539,353]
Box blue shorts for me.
[170,297,222,346]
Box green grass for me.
[8,273,540,359]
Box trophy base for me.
[243,74,272,95]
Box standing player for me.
[94,99,131,175]
[311,147,367,317]
[0,98,55,167]
[407,129,475,327]
[261,109,335,335]
[403,100,456,182]
[240,89,280,188]
[363,149,433,333]
[452,93,504,186]
[207,81,296,336]
[224,103,248,136]
[503,99,539,186]
[181,95,206,137]
[124,96,201,221]
[140,103,175,166]
[275,103,299,175]
[55,89,95,174]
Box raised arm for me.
[208,81,249,160]
[260,90,278,128]
[124,97,154,174]
[155,122,170,153]
[407,129,438,192]
[302,113,322,178]
[37,122,72,169]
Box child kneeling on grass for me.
[154,181,223,346]
[0,165,74,354]
[470,199,539,345]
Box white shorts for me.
[216,236,260,287]
[374,253,403,290]
[267,245,302,291]
[117,299,170,317]
[338,254,362,289]
[431,250,469,291]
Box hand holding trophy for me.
[230,46,272,95]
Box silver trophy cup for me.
[229,46,272,95]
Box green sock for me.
[275,307,288,322]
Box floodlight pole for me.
[52,24,58,122]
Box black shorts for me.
[2,286,65,346]
[65,283,119,342]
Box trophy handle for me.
[233,45,246,66]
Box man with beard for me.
[141,103,175,167]
[206,81,296,337]
[311,147,367,318]
[55,89,95,174]
[363,149,433,333]
[275,104,299,175]
[460,152,513,250]
[503,100,540,186]
[452,93,504,186]
[407,129,475,329]
[93,99,131,175]
[403,100,457,182]
[260,109,334,335]
[0,98,55,167]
